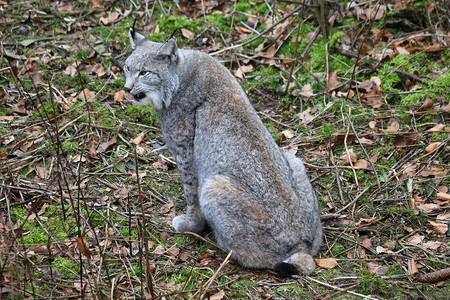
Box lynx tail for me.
[274,252,316,278]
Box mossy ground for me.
[0,0,449,299]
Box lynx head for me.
[124,28,179,109]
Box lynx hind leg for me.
[199,175,280,269]
[283,151,322,256]
[283,152,308,182]
[274,252,316,277]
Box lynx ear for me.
[129,28,147,50]
[156,39,178,63]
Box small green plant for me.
[53,257,80,278]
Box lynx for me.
[124,27,322,277]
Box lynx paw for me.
[172,214,204,233]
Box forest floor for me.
[1,0,449,299]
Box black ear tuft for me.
[274,262,299,278]
[169,28,179,40]
[130,18,137,39]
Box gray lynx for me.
[124,27,322,277]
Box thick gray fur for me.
[124,29,322,276]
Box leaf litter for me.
[0,0,449,299]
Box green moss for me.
[157,15,199,37]
[124,104,159,126]
[0,107,13,116]
[53,257,80,278]
[317,122,335,135]
[206,12,230,33]
[61,140,78,154]
[275,284,308,298]
[234,2,252,12]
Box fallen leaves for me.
[357,78,383,108]
[315,257,338,269]
[76,237,92,258]
[367,262,389,275]
[97,136,117,153]
[429,221,448,235]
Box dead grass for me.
[1,0,449,299]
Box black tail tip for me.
[274,262,300,278]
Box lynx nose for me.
[124,86,132,93]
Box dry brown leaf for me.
[78,88,96,101]
[281,130,295,139]
[181,28,195,40]
[437,211,450,221]
[113,188,128,199]
[441,102,450,113]
[100,12,120,25]
[422,241,442,250]
[371,152,379,163]
[396,46,410,55]
[72,154,86,163]
[421,165,445,177]
[241,65,254,73]
[416,203,440,213]
[425,142,440,153]
[427,124,444,132]
[153,245,165,255]
[408,258,419,275]
[360,217,377,226]
[114,90,125,102]
[339,149,357,165]
[152,157,168,170]
[159,200,174,214]
[91,0,101,8]
[234,68,243,79]
[130,132,145,145]
[298,107,313,124]
[371,76,382,86]
[358,80,374,91]
[210,290,225,300]
[369,121,377,129]
[0,116,14,121]
[97,136,117,153]
[418,97,434,111]
[437,192,450,201]
[429,221,448,234]
[327,70,341,90]
[88,138,98,158]
[315,257,338,269]
[76,237,92,258]
[359,137,374,145]
[354,159,370,169]
[408,235,424,245]
[64,62,77,77]
[375,246,393,254]
[361,238,372,248]
[166,246,180,257]
[381,121,400,132]
[399,162,419,177]
[438,186,448,193]
[367,262,388,275]
[300,84,314,97]
[34,165,48,179]
[179,251,190,262]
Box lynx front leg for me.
[173,173,205,233]
[161,115,206,234]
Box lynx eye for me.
[140,70,150,76]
